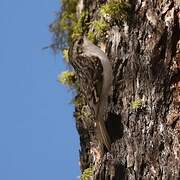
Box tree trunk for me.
[74,0,180,179]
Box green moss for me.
[100,0,130,23]
[81,167,93,180]
[81,105,92,119]
[131,99,142,109]
[50,0,85,50]
[59,12,77,32]
[75,105,92,121]
[58,71,76,86]
[73,95,84,107]
[62,49,69,62]
[50,0,130,51]
[87,31,96,43]
[91,19,108,33]
[88,19,108,41]
[72,94,93,121]
[71,11,88,41]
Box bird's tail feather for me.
[96,120,111,151]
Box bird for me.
[69,36,113,151]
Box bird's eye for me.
[78,38,83,45]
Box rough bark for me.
[74,0,180,179]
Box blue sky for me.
[0,0,80,179]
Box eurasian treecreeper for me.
[69,36,113,151]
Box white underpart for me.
[83,37,113,101]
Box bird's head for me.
[68,36,85,65]
[73,36,85,54]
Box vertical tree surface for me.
[74,1,180,179]
[52,0,180,179]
